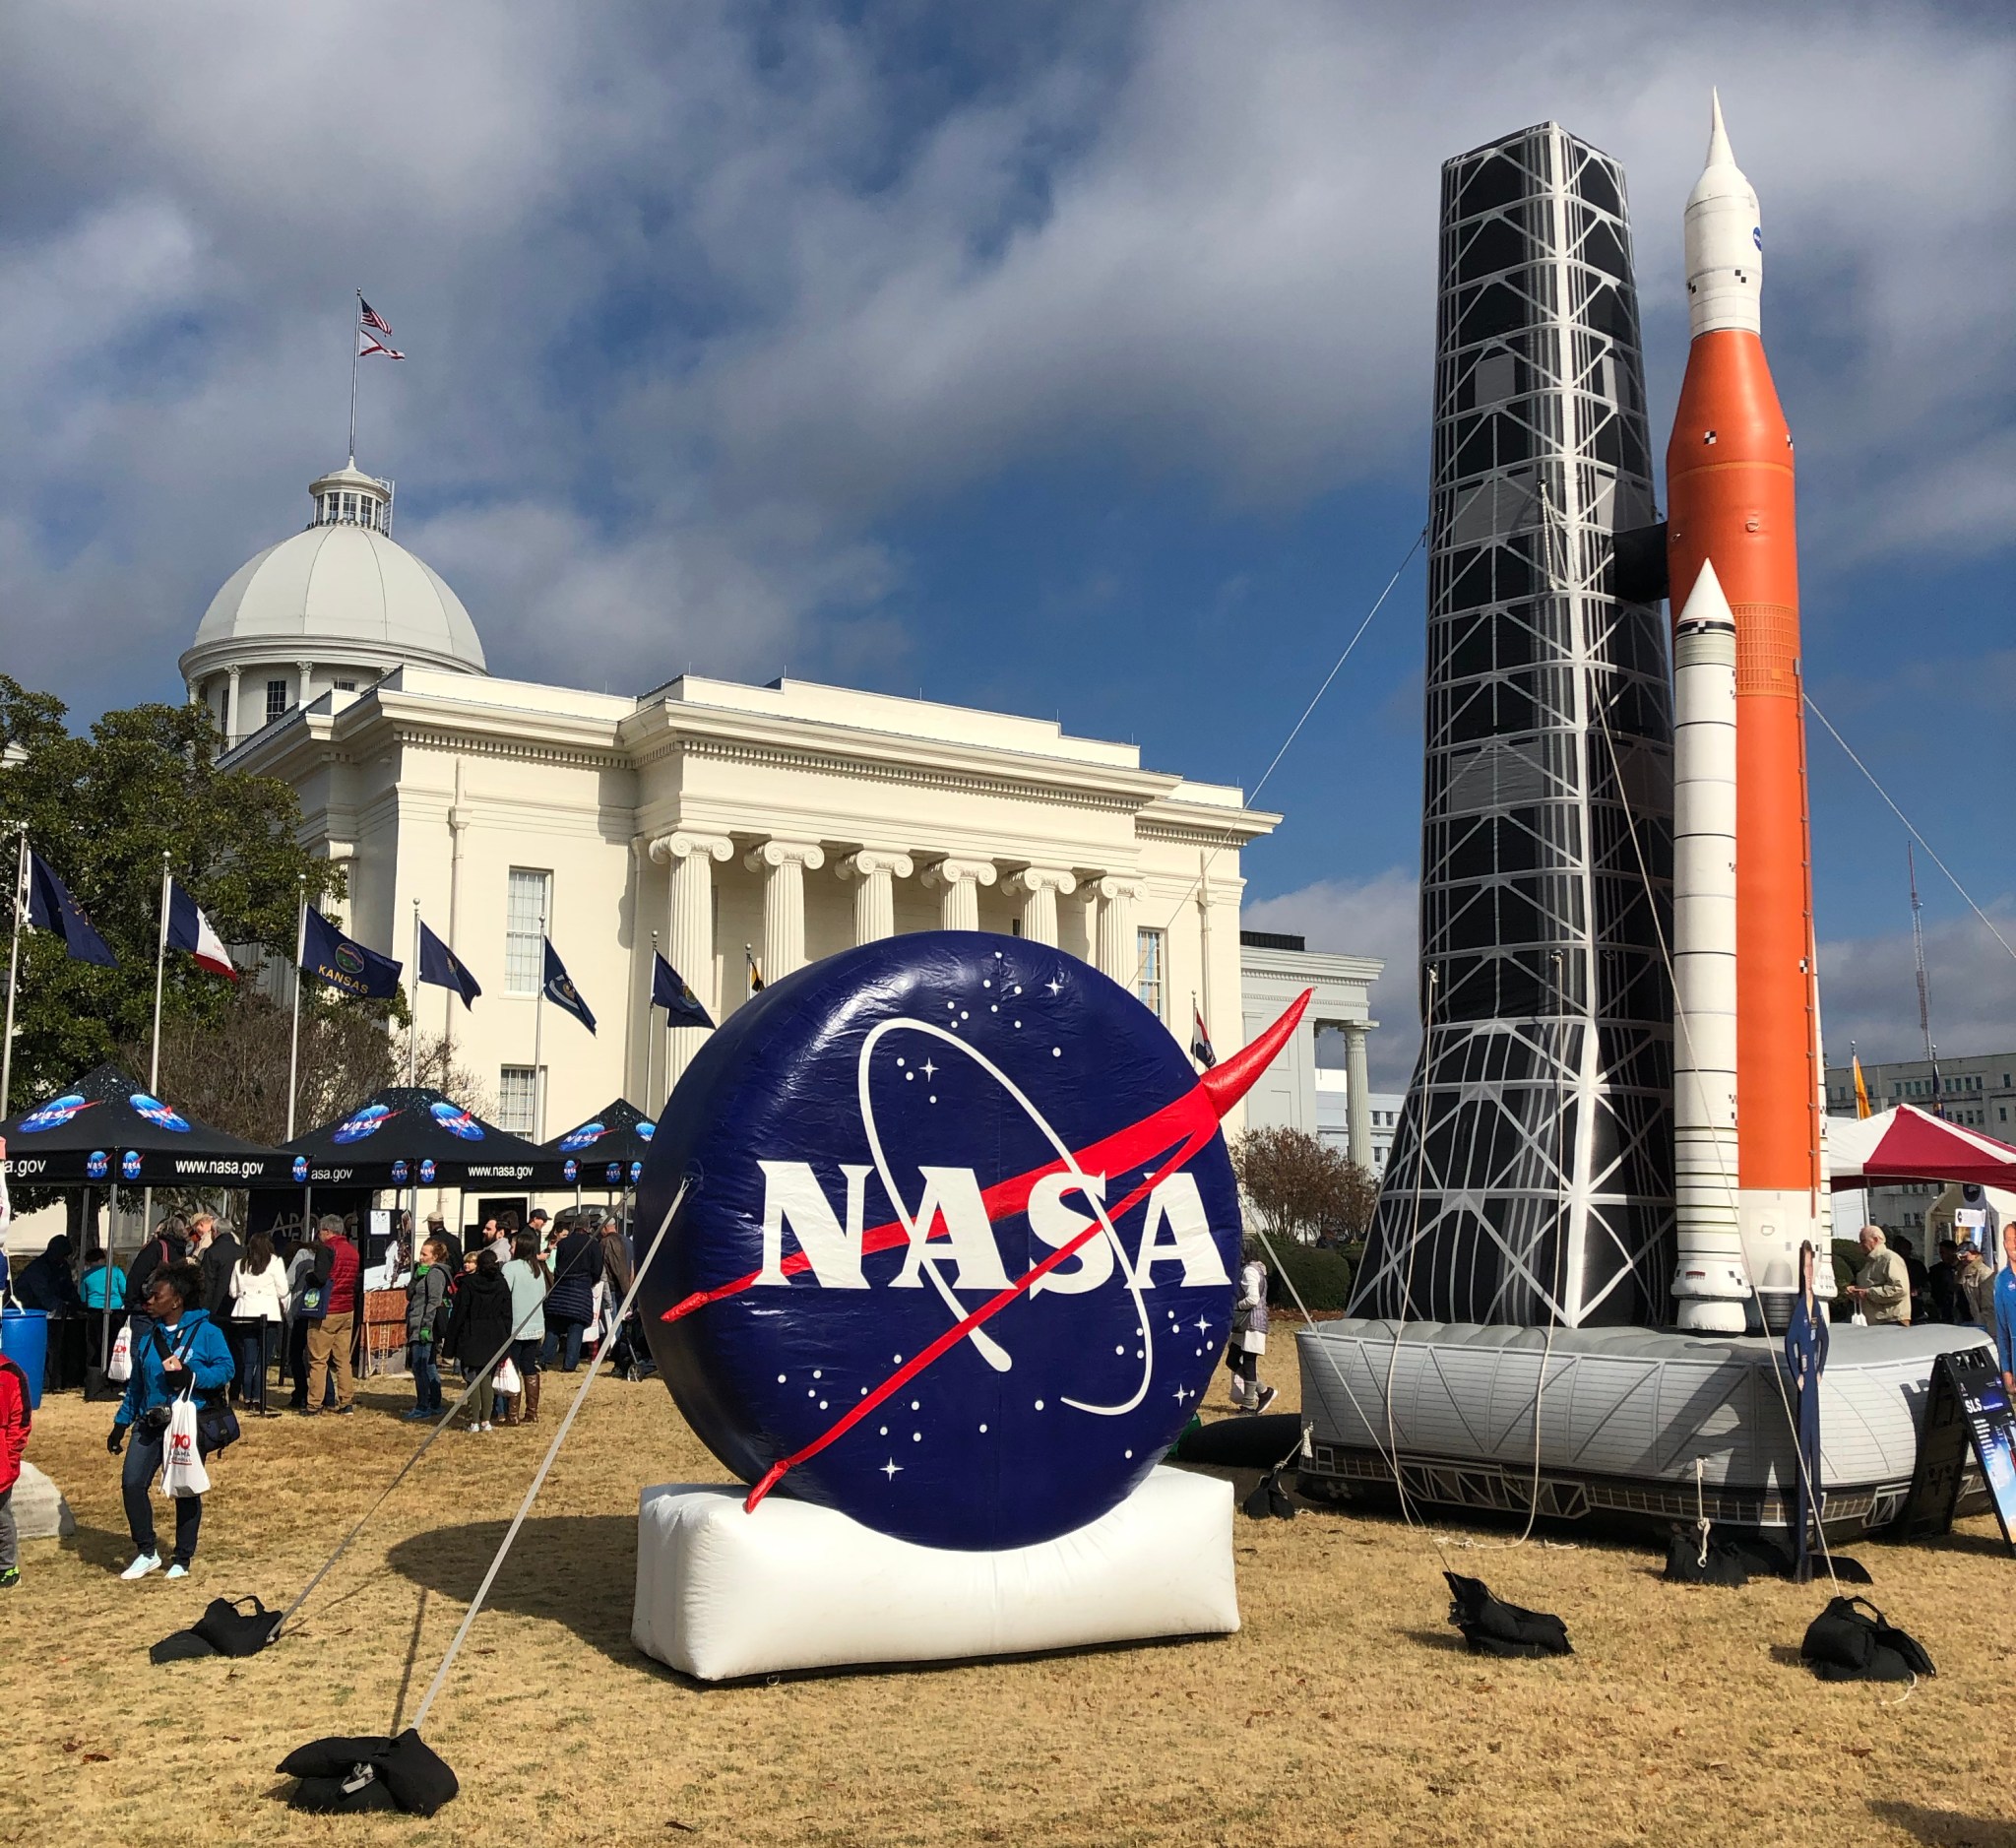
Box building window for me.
[497,1066,540,1136]
[506,868,551,993]
[265,679,288,721]
[334,679,356,692]
[1135,926,1166,1020]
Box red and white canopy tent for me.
[1828,1104,2016,1191]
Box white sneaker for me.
[120,1552,161,1581]
[165,1562,190,1580]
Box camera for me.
[140,1406,173,1436]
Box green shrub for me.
[1263,1240,1354,1313]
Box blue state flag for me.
[417,921,481,1009]
[652,951,715,1030]
[542,938,596,1034]
[25,847,117,966]
[301,906,402,999]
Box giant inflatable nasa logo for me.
[636,932,1247,1553]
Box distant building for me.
[1314,1068,1405,1176]
[1236,930,1384,1170]
[1825,1050,2016,1240]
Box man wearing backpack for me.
[0,1346,30,1589]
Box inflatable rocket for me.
[1668,96,1831,1332]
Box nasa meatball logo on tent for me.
[333,1104,393,1145]
[130,1093,191,1132]
[392,1159,410,1184]
[636,932,1257,1554]
[563,1158,579,1182]
[87,1149,109,1180]
[429,1101,484,1141]
[292,1155,309,1182]
[19,1093,93,1134]
[559,1121,608,1153]
[121,1150,143,1180]
[419,1158,437,1184]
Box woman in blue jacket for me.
[107,1261,232,1580]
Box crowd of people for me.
[1846,1221,2016,1353]
[0,1198,650,1584]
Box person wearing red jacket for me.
[0,1350,30,1589]
[302,1216,360,1417]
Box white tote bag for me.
[158,1395,211,1498]
[494,1356,523,1396]
[107,1323,133,1383]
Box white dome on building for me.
[180,460,485,746]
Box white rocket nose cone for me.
[1684,90,1762,338]
[1706,88,1734,171]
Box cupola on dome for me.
[179,460,485,747]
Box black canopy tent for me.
[0,1060,289,1370]
[281,1086,544,1243]
[533,1097,658,1198]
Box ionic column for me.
[1004,866,1077,948]
[225,666,242,747]
[1095,874,1142,981]
[1344,1021,1374,1171]
[837,849,914,944]
[745,839,825,981]
[920,857,996,931]
[650,830,733,1078]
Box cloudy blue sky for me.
[4,2,2012,1085]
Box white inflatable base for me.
[11,1461,75,1541]
[632,1465,1238,1681]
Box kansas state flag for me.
[542,939,596,1034]
[25,848,117,966]
[416,921,481,1009]
[652,952,714,1030]
[301,906,402,999]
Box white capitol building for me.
[179,455,1383,1159]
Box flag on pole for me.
[542,939,596,1034]
[301,906,402,999]
[24,848,117,966]
[1190,999,1217,1069]
[653,952,714,1030]
[417,922,480,1009]
[357,294,406,360]
[1853,1052,1871,1120]
[745,946,765,994]
[165,878,236,979]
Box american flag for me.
[357,294,406,360]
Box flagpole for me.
[149,853,170,1094]
[348,289,361,463]
[286,880,306,1141]
[1197,849,1214,1057]
[646,929,659,1114]
[534,910,548,1142]
[408,899,420,1086]
[139,852,170,1276]
[0,826,26,1118]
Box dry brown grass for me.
[3,1347,2013,1848]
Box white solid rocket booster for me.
[1670,560,1747,1332]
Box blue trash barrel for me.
[0,1307,48,1411]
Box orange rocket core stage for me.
[1667,329,1823,1200]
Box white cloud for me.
[1242,866,1418,1088]
[1820,901,2016,1069]
[0,0,2009,719]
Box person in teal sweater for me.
[80,1248,125,1309]
[107,1261,232,1581]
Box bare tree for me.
[123,981,502,1146]
[1228,1125,1379,1245]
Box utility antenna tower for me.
[1908,842,1940,1112]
